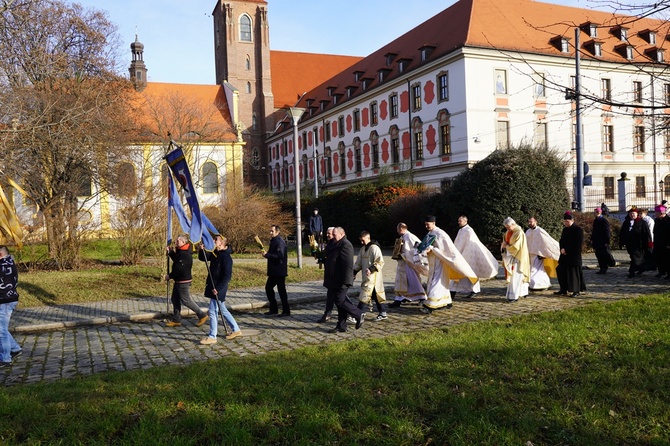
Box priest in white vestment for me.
[501,217,530,301]
[525,217,560,291]
[422,215,478,312]
[391,222,427,307]
[449,215,498,298]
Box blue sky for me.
[72,0,594,85]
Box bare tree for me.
[0,0,135,267]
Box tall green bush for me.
[428,143,570,251]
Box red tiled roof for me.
[133,82,237,143]
[292,0,669,117]
[270,50,362,108]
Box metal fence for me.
[577,183,666,212]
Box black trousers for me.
[594,245,613,272]
[265,275,290,314]
[329,286,362,330]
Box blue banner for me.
[165,144,217,250]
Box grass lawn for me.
[0,295,668,445]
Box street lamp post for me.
[287,106,305,268]
[314,148,319,198]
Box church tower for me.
[129,35,147,91]
[212,0,275,186]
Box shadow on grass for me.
[17,282,57,305]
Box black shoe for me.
[355,312,365,330]
[596,270,606,274]
[446,303,453,309]
[264,311,278,316]
[463,292,477,299]
[10,350,22,359]
[278,313,291,317]
[570,292,580,297]
[553,290,567,295]
[388,301,402,308]
[328,326,347,333]
[507,299,518,302]
[317,314,331,323]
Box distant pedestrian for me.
[555,211,586,297]
[0,245,22,366]
[198,236,241,345]
[309,208,324,244]
[323,227,364,332]
[591,207,614,274]
[262,224,290,316]
[353,230,387,321]
[165,234,209,327]
[653,205,670,278]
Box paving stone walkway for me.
[2,251,666,386]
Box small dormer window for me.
[657,49,665,62]
[620,28,628,40]
[353,70,364,82]
[397,58,411,73]
[616,43,634,60]
[385,52,397,66]
[327,86,336,96]
[378,68,392,83]
[594,42,602,57]
[589,24,598,38]
[419,44,436,62]
[551,35,571,53]
[650,32,657,45]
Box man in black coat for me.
[262,224,290,316]
[323,227,364,333]
[653,205,670,278]
[556,211,586,297]
[591,207,613,274]
[619,207,653,278]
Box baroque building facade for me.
[225,0,670,211]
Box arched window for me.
[202,162,219,194]
[239,15,252,42]
[115,162,137,198]
[252,112,257,130]
[246,82,252,94]
[245,55,251,70]
[251,147,260,169]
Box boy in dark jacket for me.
[0,245,21,366]
[165,234,208,327]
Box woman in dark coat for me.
[556,211,586,297]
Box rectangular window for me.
[353,109,360,132]
[440,178,452,192]
[633,81,643,103]
[338,116,345,137]
[634,125,645,152]
[340,152,346,178]
[603,125,614,152]
[601,78,611,101]
[496,120,510,148]
[438,73,449,101]
[355,147,361,173]
[412,84,422,111]
[326,154,332,179]
[534,122,547,148]
[370,102,378,125]
[391,137,400,164]
[325,122,331,142]
[390,94,398,119]
[533,73,545,97]
[604,176,615,199]
[302,131,308,150]
[372,143,379,168]
[495,69,507,94]
[636,176,646,198]
[440,124,451,155]
[414,131,423,160]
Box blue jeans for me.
[0,301,20,363]
[207,299,240,338]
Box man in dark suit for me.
[262,224,290,316]
[556,211,586,297]
[323,227,364,333]
[591,207,613,274]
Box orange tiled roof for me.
[292,0,669,118]
[270,50,362,108]
[133,82,237,143]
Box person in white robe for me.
[525,217,560,291]
[449,215,498,298]
[422,215,478,313]
[501,217,530,301]
[390,223,427,307]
